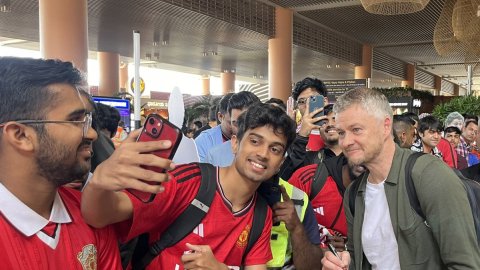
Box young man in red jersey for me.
[82,103,298,270]
[0,57,124,269]
[289,155,364,252]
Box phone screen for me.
[128,114,182,203]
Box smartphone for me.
[127,114,182,203]
[309,95,325,125]
[257,177,282,207]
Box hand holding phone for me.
[128,114,182,203]
[308,95,325,125]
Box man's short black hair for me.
[445,126,462,135]
[218,93,234,116]
[193,121,203,129]
[394,114,416,126]
[227,91,261,115]
[462,114,478,124]
[323,104,334,115]
[402,112,419,124]
[464,119,478,129]
[94,103,120,138]
[291,77,327,101]
[418,115,442,134]
[236,103,296,153]
[265,98,286,111]
[208,105,217,122]
[0,57,86,126]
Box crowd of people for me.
[0,56,479,270]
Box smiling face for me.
[319,111,338,146]
[335,104,388,167]
[419,129,441,149]
[231,125,286,184]
[34,84,97,186]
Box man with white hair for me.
[321,88,480,270]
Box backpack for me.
[310,160,344,230]
[348,152,480,245]
[128,163,269,270]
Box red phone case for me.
[127,114,182,203]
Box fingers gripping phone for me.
[128,114,182,203]
[309,95,325,125]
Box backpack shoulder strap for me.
[133,163,217,270]
[241,193,268,268]
[405,152,426,220]
[310,162,329,199]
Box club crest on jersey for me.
[236,224,251,248]
[77,244,98,270]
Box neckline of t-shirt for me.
[216,167,255,217]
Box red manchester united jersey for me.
[289,164,347,236]
[117,163,273,270]
[0,186,121,270]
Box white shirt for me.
[0,183,71,249]
[361,180,401,270]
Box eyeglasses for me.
[0,113,93,138]
[296,95,321,106]
[297,98,308,105]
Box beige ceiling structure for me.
[0,0,478,93]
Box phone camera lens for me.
[151,128,158,135]
[149,118,155,125]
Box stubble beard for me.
[35,132,91,187]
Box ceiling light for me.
[152,41,159,47]
[162,40,168,46]
[0,0,11,12]
[335,64,340,68]
[327,65,331,69]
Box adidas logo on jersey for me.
[193,223,204,237]
[314,207,324,216]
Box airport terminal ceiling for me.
[0,0,478,92]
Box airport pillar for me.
[268,7,293,102]
[98,52,120,97]
[354,44,372,80]
[39,0,88,73]
[401,64,415,88]
[221,71,235,94]
[202,75,211,96]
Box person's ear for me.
[323,96,329,105]
[384,116,393,136]
[217,112,224,123]
[400,131,407,143]
[1,122,36,152]
[231,135,238,154]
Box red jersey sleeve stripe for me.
[171,163,199,177]
[300,167,317,185]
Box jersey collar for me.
[0,183,72,237]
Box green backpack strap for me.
[132,163,216,270]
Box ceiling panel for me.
[298,0,445,46]
[0,0,477,93]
